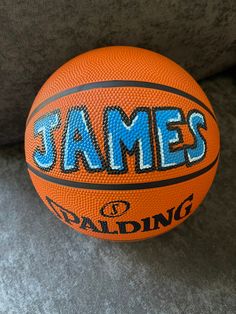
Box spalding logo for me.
[32,106,207,174]
[45,194,193,235]
[100,200,130,218]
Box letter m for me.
[104,107,153,173]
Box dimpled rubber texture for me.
[25,46,220,241]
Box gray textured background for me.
[0,70,235,313]
[0,0,236,145]
[0,1,236,312]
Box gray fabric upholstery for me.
[0,71,235,313]
[0,0,235,145]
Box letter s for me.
[186,110,207,164]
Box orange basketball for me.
[25,46,220,241]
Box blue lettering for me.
[154,108,185,169]
[33,111,60,170]
[186,111,207,164]
[105,108,153,172]
[62,108,103,172]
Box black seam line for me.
[26,80,216,125]
[27,154,219,191]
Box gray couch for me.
[0,1,235,313]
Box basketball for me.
[25,46,220,241]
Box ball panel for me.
[25,87,219,184]
[28,162,218,241]
[28,46,214,118]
